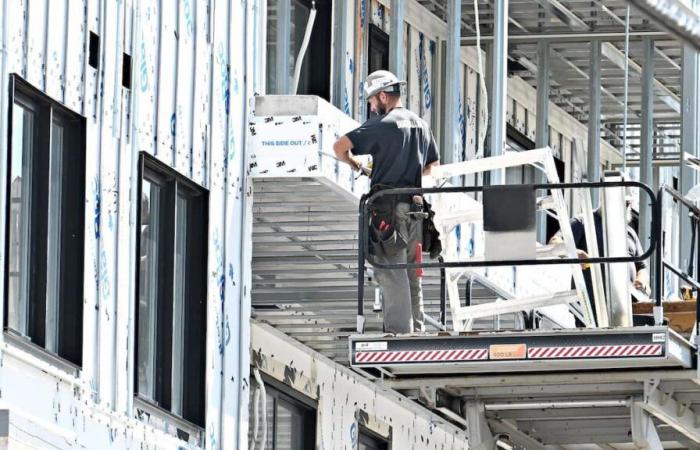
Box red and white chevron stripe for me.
[528,344,662,359]
[355,348,489,364]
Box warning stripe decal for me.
[354,348,489,364]
[528,344,662,359]
[354,344,664,364]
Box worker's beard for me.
[375,98,389,115]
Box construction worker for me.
[549,201,650,324]
[333,70,440,334]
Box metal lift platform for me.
[349,326,695,376]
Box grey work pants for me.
[372,202,424,334]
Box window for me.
[505,124,536,185]
[5,75,86,367]
[266,0,332,99]
[135,153,208,427]
[368,24,390,75]
[367,24,390,119]
[359,427,390,450]
[249,374,317,449]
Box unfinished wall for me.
[251,321,470,449]
[0,0,261,448]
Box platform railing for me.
[357,180,659,333]
[654,185,700,330]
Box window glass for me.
[359,430,390,450]
[138,178,161,399]
[275,400,295,450]
[45,120,64,352]
[248,376,316,450]
[171,193,187,416]
[8,103,34,335]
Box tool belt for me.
[365,185,442,259]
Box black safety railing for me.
[654,185,700,330]
[357,180,659,332]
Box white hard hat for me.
[364,70,406,99]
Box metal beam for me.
[588,0,681,71]
[680,34,700,275]
[631,401,663,449]
[639,37,655,254]
[489,0,508,185]
[601,44,681,114]
[637,380,700,443]
[488,418,549,450]
[548,48,633,117]
[536,43,550,150]
[460,30,668,44]
[332,0,348,111]
[536,41,550,243]
[465,401,495,450]
[389,0,405,80]
[588,40,602,207]
[627,0,700,52]
[276,0,291,94]
[537,0,681,114]
[443,0,461,166]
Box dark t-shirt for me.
[345,107,439,188]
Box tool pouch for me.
[369,225,408,257]
[369,203,408,257]
[421,197,442,259]
[367,185,408,257]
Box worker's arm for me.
[633,267,650,294]
[333,136,363,171]
[423,160,440,176]
[548,220,589,261]
[424,131,440,176]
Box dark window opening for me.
[545,155,567,242]
[367,24,390,119]
[248,374,317,449]
[368,24,390,74]
[4,75,86,367]
[505,124,536,185]
[122,53,132,89]
[89,32,100,69]
[359,426,390,450]
[135,153,208,427]
[266,0,332,100]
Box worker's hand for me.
[576,249,591,270]
[349,156,363,172]
[633,279,650,294]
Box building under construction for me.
[1,0,700,448]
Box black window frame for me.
[359,425,391,450]
[4,74,86,369]
[134,152,208,428]
[249,373,317,449]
